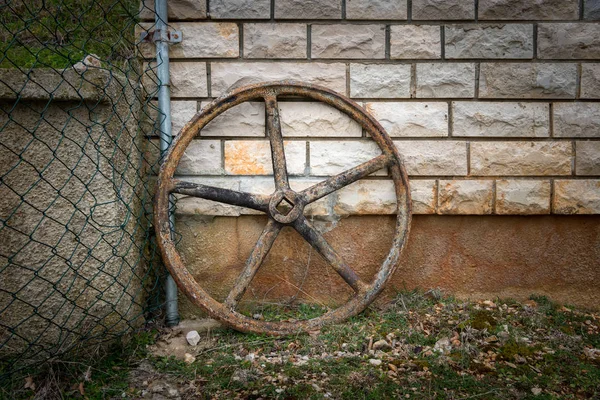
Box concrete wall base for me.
[175,215,600,317]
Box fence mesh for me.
[0,0,173,377]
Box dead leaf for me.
[78,382,85,396]
[24,376,35,391]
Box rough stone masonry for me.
[139,0,600,310]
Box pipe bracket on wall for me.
[140,29,183,44]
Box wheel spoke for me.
[293,216,367,294]
[224,219,282,309]
[300,154,394,204]
[265,94,289,190]
[171,179,270,212]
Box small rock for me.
[433,338,452,354]
[583,348,600,360]
[369,359,382,366]
[183,353,196,364]
[186,330,200,346]
[531,387,542,395]
[253,313,264,320]
[72,54,102,72]
[245,353,256,362]
[483,300,496,308]
[373,340,392,351]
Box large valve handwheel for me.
[154,81,412,335]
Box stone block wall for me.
[140,0,600,218]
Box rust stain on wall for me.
[176,214,600,318]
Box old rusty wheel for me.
[154,81,412,335]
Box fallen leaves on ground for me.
[127,292,600,399]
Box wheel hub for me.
[268,189,304,224]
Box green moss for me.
[497,339,537,362]
[0,0,138,69]
[464,309,498,330]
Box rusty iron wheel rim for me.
[154,81,412,335]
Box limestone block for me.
[415,63,475,98]
[148,139,222,175]
[470,142,572,176]
[410,179,437,214]
[452,102,549,137]
[366,102,448,137]
[209,0,271,19]
[554,180,600,214]
[211,62,346,96]
[581,64,600,99]
[334,179,435,215]
[172,101,198,135]
[200,102,265,137]
[310,141,382,176]
[138,23,238,58]
[479,63,577,99]
[335,180,397,215]
[394,141,468,175]
[438,180,494,215]
[311,25,385,59]
[478,0,578,20]
[144,100,197,137]
[412,0,474,20]
[586,0,600,19]
[279,102,362,137]
[174,177,243,216]
[144,62,208,98]
[244,24,307,59]
[224,140,306,175]
[390,25,441,59]
[538,23,600,59]
[350,64,411,98]
[576,141,600,175]
[445,24,533,59]
[274,0,342,19]
[553,103,600,138]
[139,0,207,21]
[346,0,407,20]
[496,180,551,215]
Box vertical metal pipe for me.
[155,0,179,327]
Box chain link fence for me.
[0,0,174,377]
